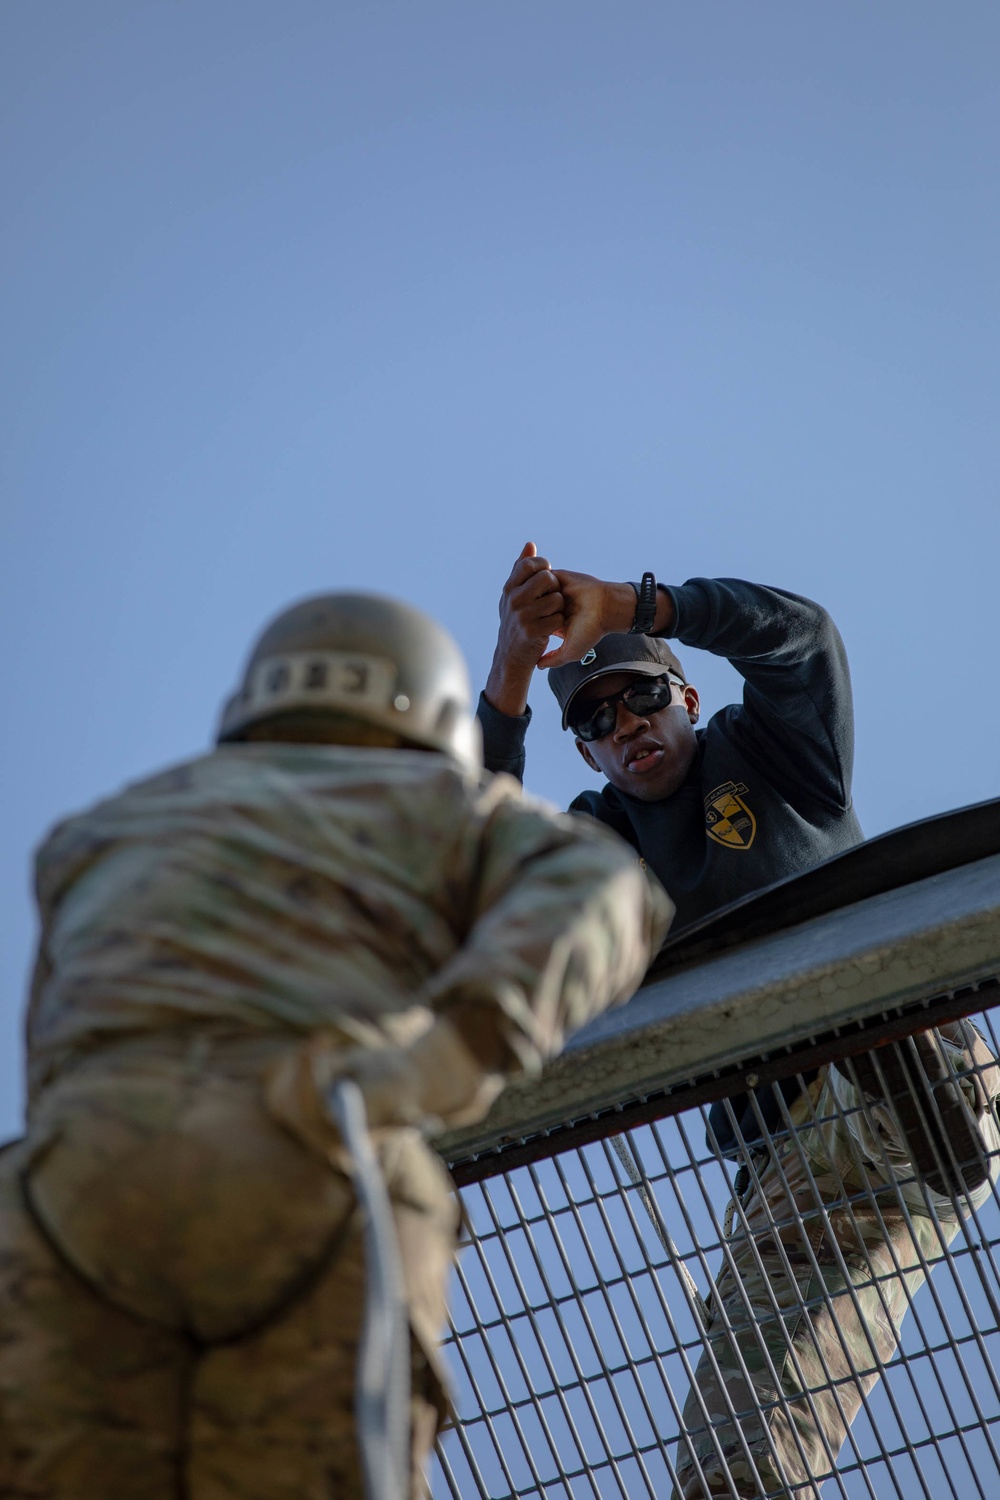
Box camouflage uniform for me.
[673,1024,1000,1499]
[2,743,670,1500]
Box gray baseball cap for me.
[548,634,687,729]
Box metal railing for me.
[433,1001,1000,1499]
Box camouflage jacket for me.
[27,744,672,1103]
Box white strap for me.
[329,1079,411,1500]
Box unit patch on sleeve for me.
[704,781,757,850]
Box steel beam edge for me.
[438,851,1000,1169]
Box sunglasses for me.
[568,674,685,742]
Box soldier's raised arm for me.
[273,778,673,1143]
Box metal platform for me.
[432,809,1000,1498]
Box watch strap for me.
[628,572,658,635]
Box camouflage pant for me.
[0,1035,459,1500]
[673,1042,1000,1500]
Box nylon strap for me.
[329,1079,411,1500]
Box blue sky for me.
[3,1,998,1138]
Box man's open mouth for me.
[624,744,663,774]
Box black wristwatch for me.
[628,572,658,635]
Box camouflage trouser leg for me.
[0,1040,459,1499]
[672,1063,998,1500]
[189,1125,457,1500]
[0,1137,192,1498]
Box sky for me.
[2,1,998,1142]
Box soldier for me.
[478,544,1000,1499]
[0,591,672,1500]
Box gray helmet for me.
[217,591,481,772]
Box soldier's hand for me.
[484,542,565,717]
[265,1022,505,1160]
[351,1019,505,1135]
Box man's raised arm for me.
[543,566,855,814]
[478,542,565,779]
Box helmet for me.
[217,592,481,772]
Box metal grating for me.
[432,1002,1000,1499]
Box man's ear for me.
[682,684,700,725]
[575,737,602,773]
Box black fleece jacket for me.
[477,577,865,1153]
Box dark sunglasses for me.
[568,674,685,742]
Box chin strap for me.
[328,1079,411,1500]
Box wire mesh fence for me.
[432,1001,1000,1500]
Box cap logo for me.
[580,649,597,665]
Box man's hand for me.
[537,570,634,669]
[484,542,566,716]
[538,571,678,669]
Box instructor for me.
[476,543,999,1499]
[477,540,864,927]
